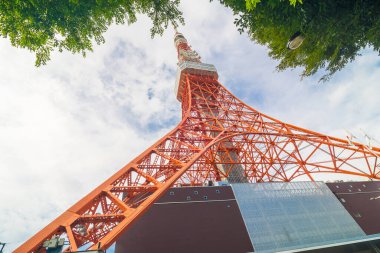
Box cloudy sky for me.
[1,1,380,252]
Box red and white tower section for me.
[15,32,380,253]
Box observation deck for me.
[174,61,218,101]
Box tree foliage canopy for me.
[1,0,379,80]
[0,0,183,66]
[220,0,380,81]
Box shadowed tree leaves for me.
[219,0,380,81]
[0,0,184,66]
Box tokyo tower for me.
[15,31,380,253]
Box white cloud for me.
[0,0,380,252]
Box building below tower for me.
[115,181,380,253]
[115,186,253,253]
[326,181,380,235]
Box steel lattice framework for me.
[15,32,380,253]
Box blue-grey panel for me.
[232,182,366,253]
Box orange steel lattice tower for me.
[15,32,380,253]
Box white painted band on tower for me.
[174,61,218,102]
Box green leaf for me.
[0,0,185,66]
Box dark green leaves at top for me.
[0,0,184,66]
[220,0,380,81]
[2,0,377,80]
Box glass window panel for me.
[232,182,366,253]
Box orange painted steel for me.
[14,33,380,253]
